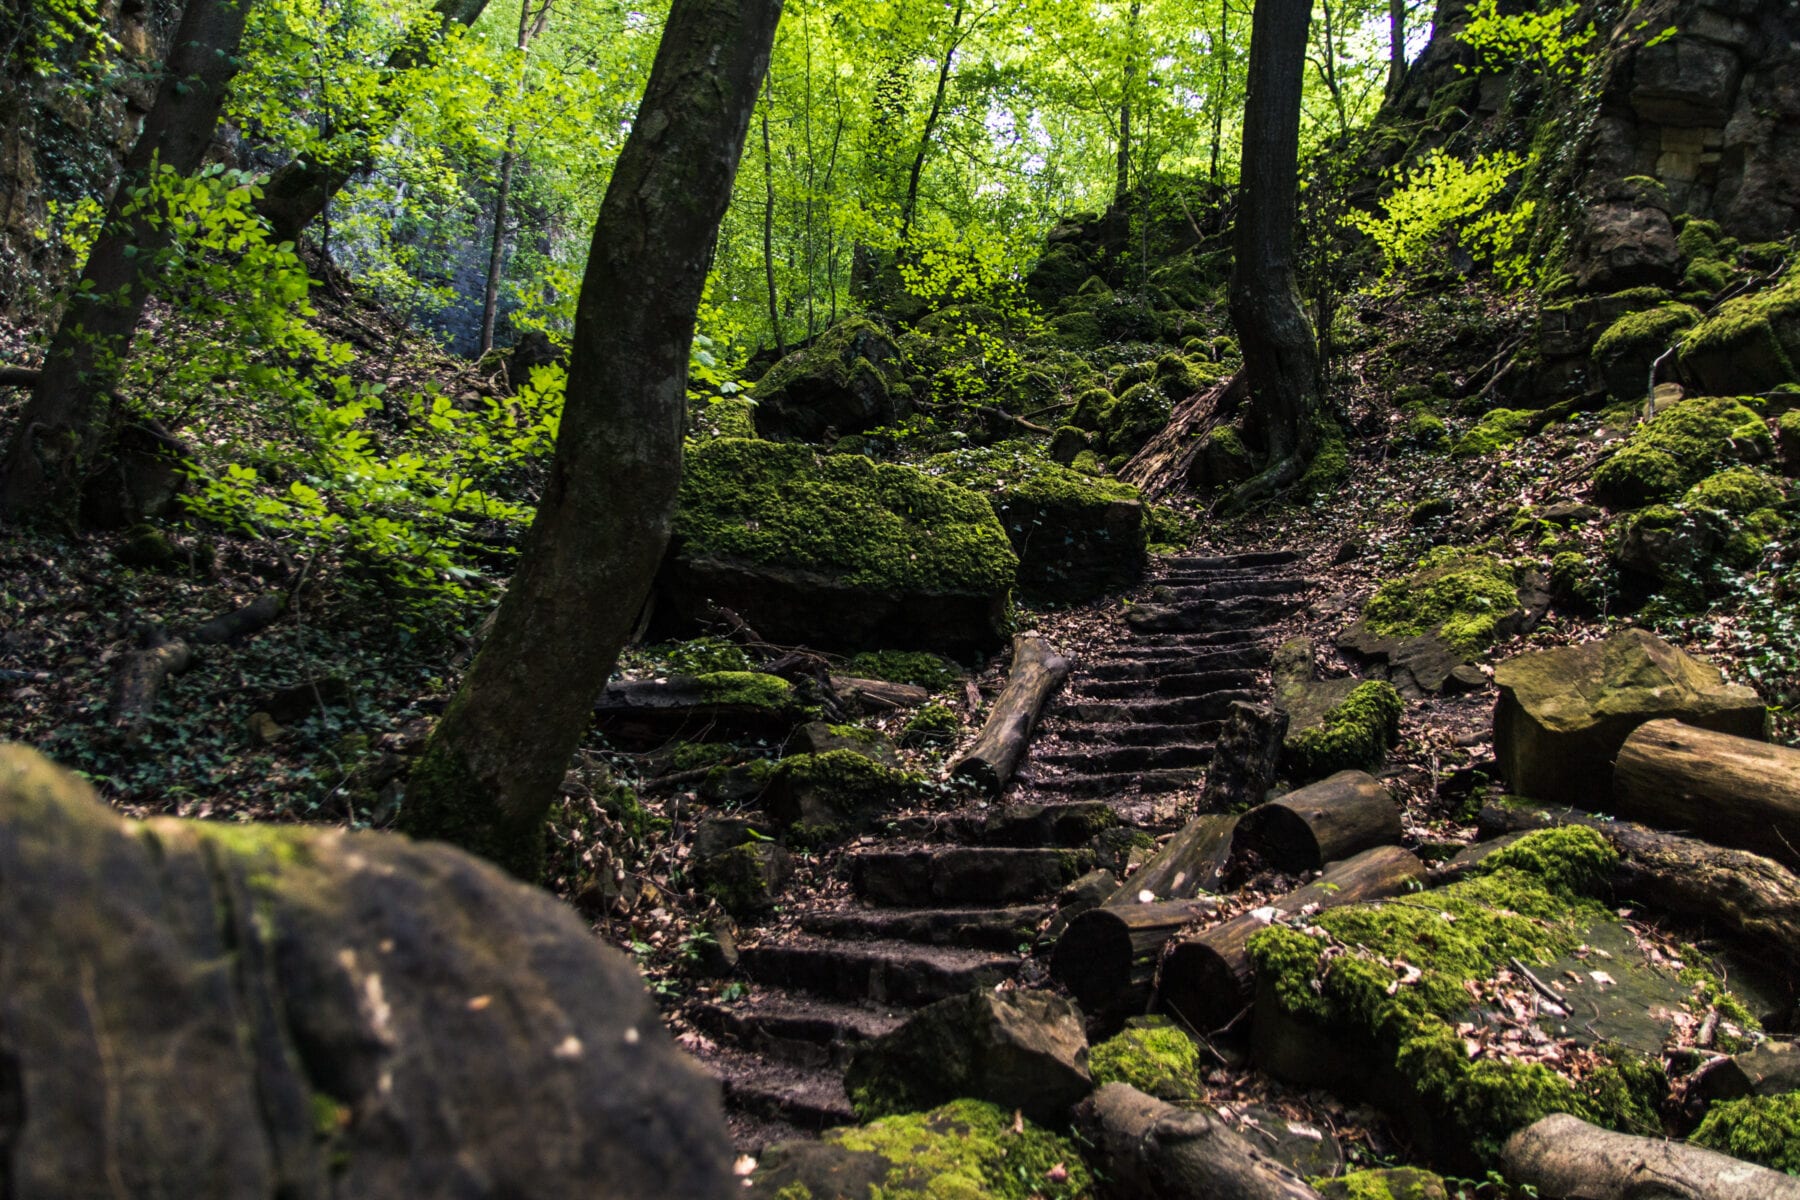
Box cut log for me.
[1113,814,1238,904]
[1052,896,1224,1032]
[1159,846,1426,1034]
[1479,798,1800,974]
[1502,1112,1800,1200]
[952,634,1072,794]
[1612,719,1800,870]
[1230,770,1400,876]
[1198,701,1288,813]
[189,593,287,645]
[108,631,193,738]
[1073,1082,1322,1200]
[831,675,929,712]
[1120,372,1248,501]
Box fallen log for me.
[1120,372,1247,501]
[831,675,929,712]
[108,630,193,738]
[1230,770,1400,876]
[951,634,1071,794]
[1113,814,1238,904]
[1198,701,1288,813]
[1052,896,1224,1031]
[1612,719,1800,870]
[1501,1112,1800,1200]
[1073,1082,1322,1200]
[190,592,287,646]
[0,365,40,388]
[1159,846,1427,1034]
[1478,798,1800,974]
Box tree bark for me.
[759,73,785,358]
[1113,0,1141,212]
[1612,719,1800,870]
[832,675,930,713]
[401,0,784,879]
[1227,0,1318,504]
[1052,896,1223,1031]
[1386,0,1406,99]
[253,0,494,245]
[951,634,1072,795]
[1478,798,1800,974]
[1115,813,1238,904]
[1229,770,1399,876]
[896,0,966,245]
[1501,1113,1800,1200]
[0,0,254,524]
[1074,1083,1323,1200]
[1121,372,1246,499]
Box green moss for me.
[1677,217,1724,262]
[1403,412,1450,448]
[1071,387,1116,431]
[1313,1167,1447,1200]
[692,397,758,439]
[1683,259,1732,295]
[1106,381,1173,457]
[1299,418,1350,494]
[1247,829,1654,1164]
[660,636,754,675]
[1049,309,1105,348]
[1451,409,1534,458]
[700,841,789,915]
[692,671,795,709]
[772,750,923,811]
[1684,465,1785,514]
[1286,680,1404,779]
[1592,303,1701,362]
[1112,361,1156,392]
[1089,1019,1204,1102]
[1146,503,1198,548]
[824,1099,1091,1200]
[901,703,960,747]
[926,443,1140,507]
[1780,408,1800,441]
[675,438,1017,596]
[846,650,961,691]
[1679,271,1800,382]
[400,717,549,882]
[1361,549,1522,657]
[1070,449,1102,475]
[1477,825,1618,895]
[1593,396,1773,506]
[1692,1093,1800,1173]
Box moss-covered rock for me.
[786,721,900,767]
[845,650,962,691]
[1070,387,1116,432]
[664,438,1017,654]
[1691,1092,1800,1173]
[694,839,793,917]
[750,317,910,442]
[1684,465,1786,513]
[1592,395,1773,506]
[1451,409,1533,458]
[900,703,960,748]
[926,442,1147,601]
[1679,269,1800,394]
[1359,549,1526,658]
[1105,381,1172,458]
[1592,303,1702,397]
[1401,411,1450,449]
[1313,1168,1448,1200]
[763,750,924,837]
[1284,681,1404,781]
[1088,1017,1204,1103]
[691,397,759,439]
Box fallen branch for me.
[106,591,289,739]
[951,633,1071,794]
[1502,1112,1800,1200]
[1074,1083,1322,1200]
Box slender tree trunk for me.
[800,14,816,339]
[400,0,784,880]
[1208,0,1230,183]
[1226,0,1318,503]
[0,0,255,524]
[1387,0,1406,99]
[897,0,966,245]
[1113,0,1140,212]
[479,0,552,356]
[1314,0,1347,136]
[760,74,785,357]
[254,0,493,244]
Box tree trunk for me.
[1229,769,1399,876]
[1074,1083,1323,1200]
[1116,813,1238,904]
[0,0,254,524]
[1198,701,1288,813]
[1478,798,1800,974]
[833,676,930,713]
[1386,0,1406,99]
[760,75,785,358]
[951,634,1072,795]
[1052,896,1223,1031]
[1612,719,1800,870]
[1159,845,1425,1033]
[1501,1113,1800,1200]
[1113,0,1141,212]
[1121,372,1246,499]
[253,0,494,245]
[1227,0,1318,505]
[401,0,784,880]
[897,0,966,245]
[479,0,552,356]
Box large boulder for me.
[750,318,910,442]
[659,438,1018,655]
[0,743,733,1198]
[1493,628,1766,806]
[1571,200,1681,292]
[844,989,1091,1125]
[924,443,1147,601]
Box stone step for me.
[848,846,1090,906]
[1073,668,1262,701]
[1083,647,1268,680]
[738,936,1020,1005]
[689,990,906,1069]
[887,800,1118,848]
[1153,578,1317,601]
[1125,597,1301,635]
[1057,690,1261,726]
[699,1042,857,1132]
[1160,550,1300,571]
[1029,742,1214,774]
[1047,721,1224,747]
[1020,766,1204,798]
[802,903,1052,950]
[1108,628,1271,655]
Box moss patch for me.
[846,650,962,691]
[1313,1167,1448,1200]
[824,1099,1091,1200]
[1451,409,1533,458]
[1683,465,1785,514]
[1360,548,1523,657]
[901,703,960,747]
[1691,1092,1800,1174]
[1088,1018,1205,1102]
[1592,396,1772,506]
[1592,303,1701,364]
[1678,269,1800,391]
[1286,680,1404,779]
[692,671,795,710]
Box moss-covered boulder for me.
[746,1099,1091,1200]
[0,743,732,1197]
[1088,1016,1204,1103]
[1285,680,1405,781]
[763,750,924,840]
[1451,408,1533,458]
[693,838,793,917]
[750,317,910,442]
[662,438,1018,655]
[786,720,901,767]
[844,989,1091,1124]
[1692,1092,1800,1174]
[1678,269,1800,395]
[1492,628,1766,806]
[1104,380,1172,458]
[1592,302,1701,398]
[1592,395,1773,507]
[925,442,1147,601]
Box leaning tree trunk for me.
[0,0,254,524]
[1225,0,1318,508]
[401,0,785,880]
[254,0,493,245]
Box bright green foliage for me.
[1684,466,1785,514]
[1451,409,1533,457]
[1457,0,1596,79]
[823,1099,1090,1200]
[1286,681,1405,779]
[1089,1019,1205,1102]
[1361,549,1523,656]
[1351,150,1537,289]
[1593,396,1773,506]
[846,651,962,692]
[674,439,1018,595]
[1692,1093,1800,1174]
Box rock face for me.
[750,318,911,442]
[843,988,1091,1124]
[660,438,1018,656]
[0,743,733,1200]
[1492,628,1766,806]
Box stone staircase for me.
[686,549,1309,1151]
